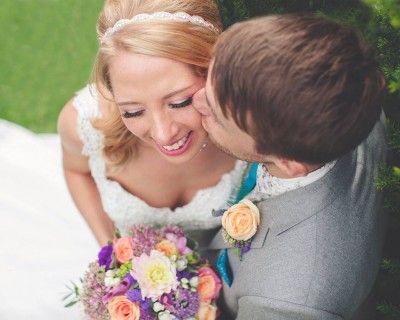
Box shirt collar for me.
[249,160,337,200]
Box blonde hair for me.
[91,0,222,168]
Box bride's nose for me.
[150,112,179,145]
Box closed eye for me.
[170,96,193,109]
[122,110,144,118]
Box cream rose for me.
[107,296,140,320]
[222,199,260,241]
[196,302,218,320]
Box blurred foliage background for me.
[1,0,399,318]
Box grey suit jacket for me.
[210,118,387,320]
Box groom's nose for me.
[192,88,212,117]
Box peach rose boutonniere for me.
[214,199,260,260]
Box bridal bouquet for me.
[66,225,221,320]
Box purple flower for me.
[140,297,151,309]
[212,208,227,217]
[160,292,175,312]
[98,245,113,270]
[171,288,199,318]
[139,298,155,320]
[102,274,135,303]
[177,270,192,281]
[241,243,252,254]
[127,288,142,302]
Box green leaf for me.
[62,292,73,301]
[114,228,121,239]
[234,248,242,260]
[186,266,197,273]
[186,236,199,251]
[64,300,79,308]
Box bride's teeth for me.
[162,133,189,151]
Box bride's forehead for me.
[109,51,193,76]
[109,52,202,99]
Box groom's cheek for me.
[193,89,212,117]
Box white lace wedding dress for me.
[0,85,247,320]
[74,85,248,245]
[0,119,98,320]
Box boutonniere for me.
[213,199,260,260]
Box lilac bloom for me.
[241,243,252,254]
[171,288,199,318]
[166,233,192,255]
[212,208,227,217]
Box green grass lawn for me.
[0,0,104,133]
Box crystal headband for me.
[101,11,219,43]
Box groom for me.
[193,15,387,320]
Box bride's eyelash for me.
[122,96,193,118]
[170,96,193,109]
[122,110,144,118]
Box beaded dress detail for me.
[73,85,248,239]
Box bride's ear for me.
[273,158,309,178]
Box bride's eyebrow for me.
[116,101,141,107]
[163,83,197,100]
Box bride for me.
[0,0,250,319]
[57,0,249,248]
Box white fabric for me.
[73,85,248,237]
[249,161,336,200]
[0,119,99,320]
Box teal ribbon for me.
[217,162,259,287]
[234,162,259,204]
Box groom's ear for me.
[274,158,310,178]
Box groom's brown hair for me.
[211,15,386,164]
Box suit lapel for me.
[209,149,356,251]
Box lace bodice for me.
[73,85,248,240]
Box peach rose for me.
[222,199,260,241]
[107,296,140,320]
[113,237,134,264]
[197,302,218,320]
[155,240,178,256]
[197,267,222,302]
